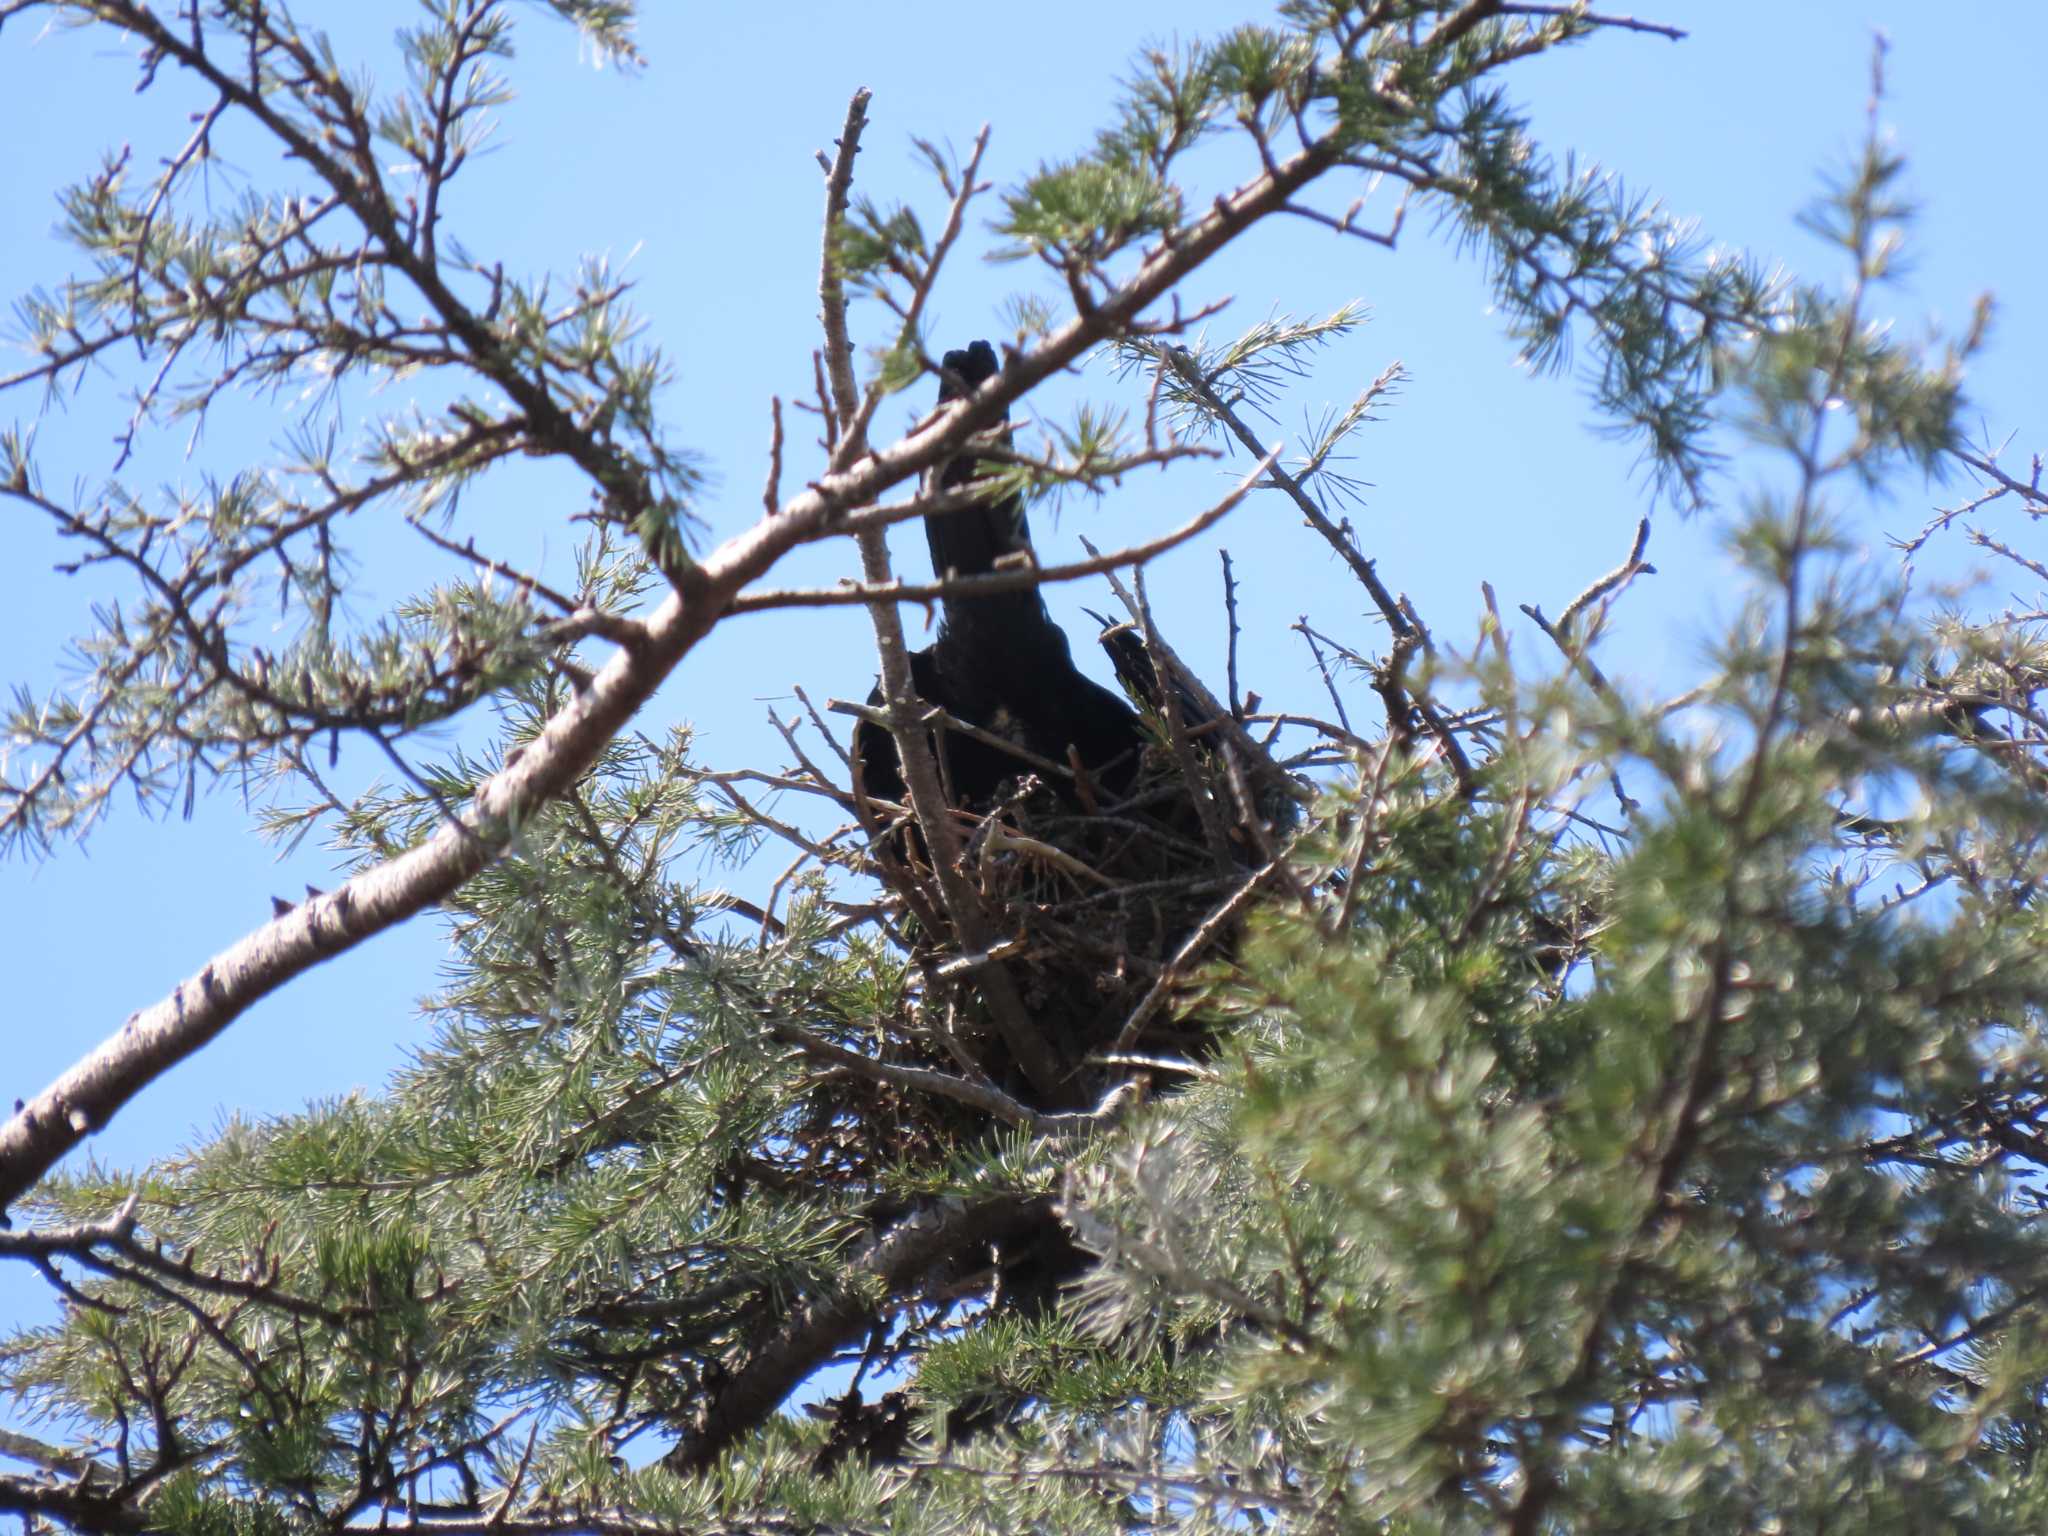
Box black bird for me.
[1085,609,1218,742]
[855,342,1145,818]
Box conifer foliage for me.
[3,3,2045,1532]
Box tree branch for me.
[665,1193,1053,1473]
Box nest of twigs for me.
[839,718,1285,1136]
[931,761,1252,1044]
[705,640,1308,1195]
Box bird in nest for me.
[853,341,1155,820]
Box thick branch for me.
[0,1474,145,1534]
[666,1193,1052,1473]
[0,1428,121,1495]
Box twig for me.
[1146,345,1477,785]
[1952,446,2047,512]
[790,685,854,769]
[1242,711,1374,752]
[1495,3,1687,38]
[815,88,870,434]
[839,126,993,461]
[1155,343,1412,639]
[1111,857,1285,1053]
[977,821,1117,889]
[1330,742,1398,935]
[729,449,1278,614]
[830,698,1074,783]
[1294,619,1354,734]
[1555,515,1654,635]
[761,395,785,516]
[1521,601,1615,696]
[1220,548,1243,720]
[1134,568,1236,870]
[1085,541,1312,811]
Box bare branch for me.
[1555,516,1655,635]
[816,87,871,436]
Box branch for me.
[769,1018,1125,1135]
[0,1427,121,1495]
[665,1193,1052,1472]
[1083,541,1312,811]
[0,1473,146,1534]
[816,87,870,440]
[729,445,1276,614]
[1554,515,1655,634]
[814,94,1068,1105]
[1155,344,1411,638]
[1111,855,1289,1053]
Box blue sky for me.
[1,0,2043,1347]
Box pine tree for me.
[4,4,2045,1533]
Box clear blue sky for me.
[1,3,2043,1343]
